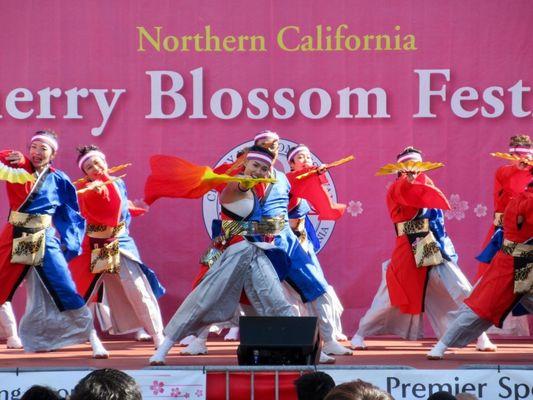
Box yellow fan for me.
[490,152,533,166]
[0,161,35,184]
[376,160,444,176]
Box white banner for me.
[0,369,206,400]
[326,369,533,400]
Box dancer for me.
[253,131,352,360]
[350,147,495,352]
[477,134,532,277]
[428,179,533,359]
[150,146,295,365]
[69,145,165,350]
[286,144,346,340]
[0,131,106,356]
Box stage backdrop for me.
[0,0,532,334]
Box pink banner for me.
[1,0,531,334]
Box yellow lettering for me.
[375,34,391,50]
[277,26,300,51]
[403,34,417,50]
[137,26,161,51]
[223,36,236,51]
[162,35,179,52]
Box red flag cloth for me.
[144,155,216,204]
[286,166,345,220]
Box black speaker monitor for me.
[237,316,320,365]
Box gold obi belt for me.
[493,212,504,228]
[395,218,444,268]
[9,210,52,266]
[86,222,125,274]
[502,239,533,294]
[200,217,286,268]
[221,217,286,237]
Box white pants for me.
[0,302,18,339]
[164,241,295,342]
[356,259,473,339]
[91,255,164,337]
[19,268,93,352]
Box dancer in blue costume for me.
[286,144,346,341]
[150,146,295,365]
[253,131,352,361]
[0,131,106,356]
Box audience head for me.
[21,385,62,400]
[427,391,456,400]
[70,368,142,400]
[294,371,335,400]
[455,393,478,400]
[324,379,394,400]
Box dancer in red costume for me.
[69,146,166,354]
[476,135,532,278]
[350,147,495,352]
[428,177,533,359]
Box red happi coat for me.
[68,177,123,300]
[0,151,36,303]
[477,165,532,278]
[466,189,533,327]
[385,174,451,315]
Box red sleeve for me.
[389,174,451,211]
[0,150,32,172]
[77,179,122,227]
[287,168,345,220]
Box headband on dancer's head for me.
[78,150,107,170]
[31,131,58,153]
[254,130,279,143]
[287,145,310,162]
[396,146,423,163]
[246,145,275,166]
[509,134,532,156]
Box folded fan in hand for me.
[0,161,35,184]
[376,160,444,176]
[490,152,533,166]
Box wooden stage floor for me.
[0,338,531,371]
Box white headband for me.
[254,130,279,142]
[509,147,532,155]
[31,134,58,152]
[78,150,107,170]
[397,152,423,163]
[287,145,310,162]
[246,151,273,166]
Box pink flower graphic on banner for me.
[347,200,363,217]
[195,389,204,397]
[184,393,190,399]
[474,203,488,218]
[445,194,469,221]
[150,380,165,395]
[170,388,181,397]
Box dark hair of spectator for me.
[324,379,394,400]
[21,385,62,400]
[294,371,335,400]
[69,368,142,400]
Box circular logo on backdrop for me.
[201,139,338,253]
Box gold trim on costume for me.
[396,219,429,236]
